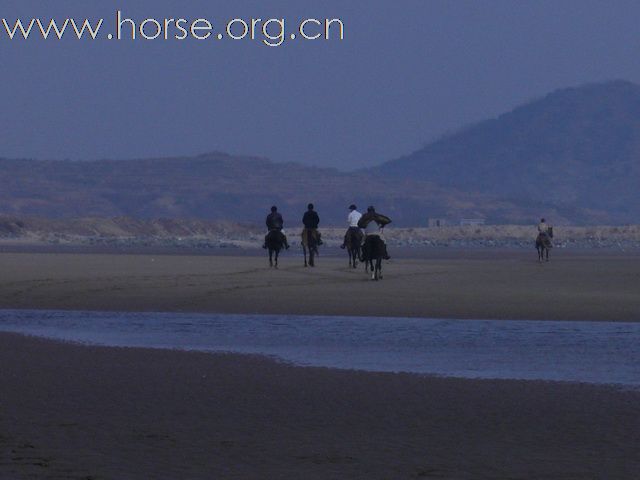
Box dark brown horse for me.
[344,228,363,269]
[301,228,319,267]
[536,228,554,262]
[361,234,385,280]
[266,230,285,268]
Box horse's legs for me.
[377,257,383,279]
[546,248,549,262]
[269,249,273,267]
[274,249,279,268]
[372,257,381,280]
[308,237,315,267]
[303,245,308,267]
[348,245,357,268]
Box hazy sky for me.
[3,0,640,169]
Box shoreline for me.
[1,332,638,479]
[2,305,639,322]
[2,330,638,392]
[3,328,637,391]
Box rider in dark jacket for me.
[263,206,289,249]
[302,203,323,245]
[266,210,284,231]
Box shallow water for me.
[0,309,638,387]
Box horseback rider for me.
[302,203,323,245]
[538,218,552,235]
[358,206,391,260]
[536,217,554,260]
[263,206,289,249]
[340,204,363,249]
[536,217,554,249]
[538,218,554,241]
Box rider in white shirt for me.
[341,204,363,249]
[537,217,553,246]
[348,206,362,227]
[538,218,551,234]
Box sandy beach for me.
[0,250,638,321]
[0,249,639,479]
[1,333,638,479]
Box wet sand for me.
[0,250,638,321]
[1,250,639,478]
[1,333,638,479]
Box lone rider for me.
[537,217,553,247]
[340,204,363,249]
[263,206,289,249]
[358,206,391,260]
[302,203,323,245]
[538,218,552,235]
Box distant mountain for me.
[2,80,639,225]
[374,80,640,224]
[0,152,532,226]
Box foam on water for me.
[0,309,638,387]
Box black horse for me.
[536,227,554,262]
[344,228,363,269]
[361,235,385,280]
[266,230,285,268]
[301,228,319,267]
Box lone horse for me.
[266,230,285,268]
[362,235,385,280]
[536,227,554,262]
[344,228,363,269]
[301,228,319,267]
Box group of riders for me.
[262,204,554,263]
[262,203,392,261]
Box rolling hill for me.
[0,153,537,226]
[1,80,639,226]
[374,80,640,224]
